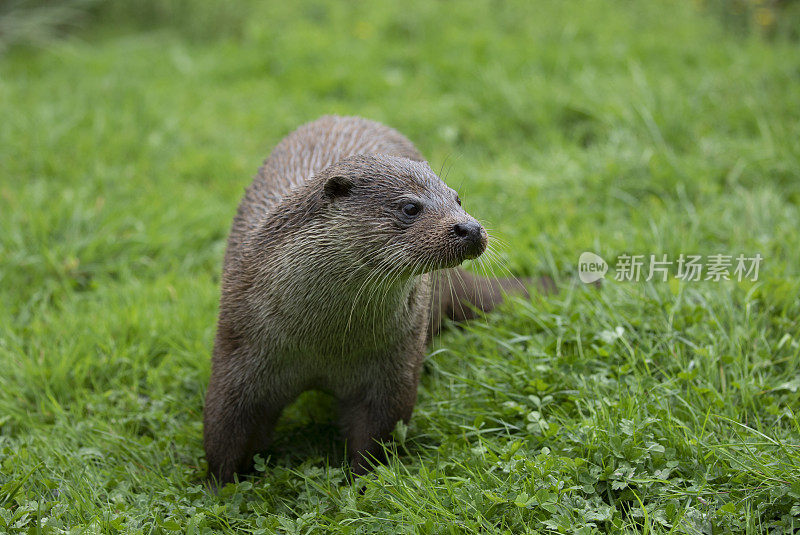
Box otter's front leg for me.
[338,374,419,475]
[203,347,286,487]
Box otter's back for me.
[227,116,424,261]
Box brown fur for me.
[203,116,529,486]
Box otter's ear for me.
[323,175,354,199]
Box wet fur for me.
[204,116,527,486]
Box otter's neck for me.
[257,248,429,357]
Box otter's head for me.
[317,154,487,276]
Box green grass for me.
[2,0,800,532]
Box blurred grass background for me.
[1,0,800,533]
[2,0,800,51]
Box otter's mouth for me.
[453,221,488,262]
[401,221,489,274]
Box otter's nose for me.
[453,221,487,259]
[454,221,482,241]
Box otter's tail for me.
[429,268,555,337]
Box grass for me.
[1,0,800,532]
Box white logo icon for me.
[579,252,607,283]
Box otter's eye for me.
[402,202,422,217]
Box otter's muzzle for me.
[453,221,488,260]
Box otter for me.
[204,115,529,486]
